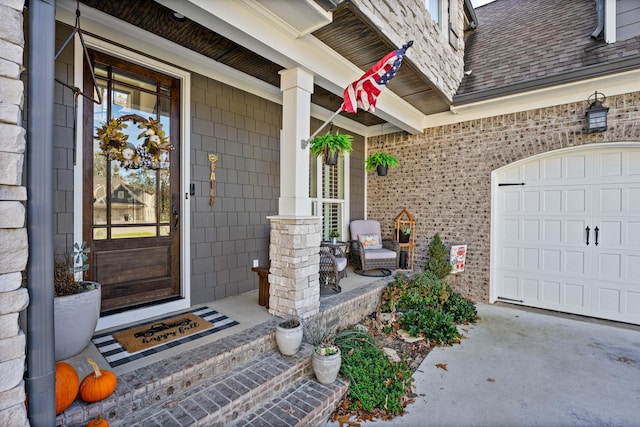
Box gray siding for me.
[617,0,640,41]
[189,74,280,303]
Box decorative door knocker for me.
[208,153,218,205]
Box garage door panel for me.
[523,191,540,211]
[494,145,640,325]
[597,221,622,247]
[565,250,586,274]
[543,157,563,180]
[629,189,640,211]
[543,220,562,242]
[566,220,588,245]
[542,249,562,271]
[501,246,520,267]
[565,282,587,308]
[503,191,520,212]
[565,155,588,179]
[522,219,540,240]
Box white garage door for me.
[492,144,640,325]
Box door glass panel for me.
[92,58,172,241]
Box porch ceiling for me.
[78,0,447,129]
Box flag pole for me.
[301,104,344,149]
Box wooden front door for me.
[83,50,181,314]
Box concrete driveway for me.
[330,303,640,427]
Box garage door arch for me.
[490,142,640,325]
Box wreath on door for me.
[95,114,173,169]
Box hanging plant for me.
[95,114,173,170]
[365,151,399,176]
[308,131,353,166]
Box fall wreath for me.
[95,114,173,169]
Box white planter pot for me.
[312,348,341,384]
[54,282,101,361]
[275,321,303,356]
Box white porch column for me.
[278,67,313,216]
[268,68,320,319]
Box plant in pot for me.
[328,229,340,244]
[398,225,411,244]
[275,316,303,356]
[54,241,101,361]
[365,151,399,176]
[308,131,353,166]
[304,321,341,384]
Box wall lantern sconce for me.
[585,91,609,133]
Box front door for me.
[83,50,181,314]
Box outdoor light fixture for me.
[585,91,609,133]
[172,12,187,22]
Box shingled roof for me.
[456,0,640,103]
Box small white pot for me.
[312,348,341,384]
[275,321,303,356]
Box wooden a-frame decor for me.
[394,208,416,270]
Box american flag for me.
[342,41,413,114]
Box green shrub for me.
[443,292,478,324]
[335,329,412,415]
[380,272,478,343]
[399,308,459,345]
[425,233,452,279]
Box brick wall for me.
[350,0,465,102]
[367,91,640,302]
[0,0,28,425]
[190,74,281,303]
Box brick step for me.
[112,344,338,426]
[231,375,349,427]
[56,318,281,426]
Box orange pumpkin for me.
[79,359,117,402]
[86,414,109,427]
[55,362,79,415]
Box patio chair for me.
[349,220,399,276]
[319,245,347,294]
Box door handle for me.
[172,205,179,231]
[585,226,590,246]
[594,226,599,246]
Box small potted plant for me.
[54,242,102,361]
[304,320,341,384]
[308,131,353,166]
[311,335,341,384]
[398,225,411,243]
[365,151,399,176]
[275,316,303,356]
[328,230,340,244]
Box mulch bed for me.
[329,313,435,426]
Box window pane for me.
[159,168,170,224]
[110,167,157,224]
[112,83,157,118]
[112,69,156,92]
[111,226,157,239]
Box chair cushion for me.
[363,248,397,260]
[358,233,382,249]
[350,220,382,241]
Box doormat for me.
[92,307,239,368]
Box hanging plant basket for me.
[308,130,353,166]
[366,151,399,176]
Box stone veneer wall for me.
[268,217,321,319]
[0,0,29,425]
[367,92,640,302]
[350,0,465,102]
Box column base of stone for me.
[267,216,321,319]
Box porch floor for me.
[64,265,389,378]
